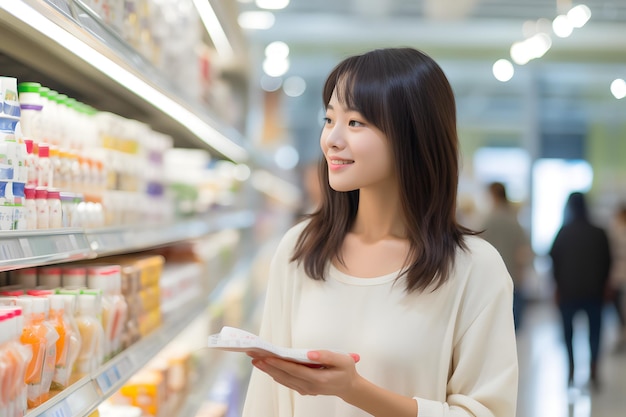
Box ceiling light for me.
[263,57,289,77]
[192,0,234,60]
[260,75,283,92]
[283,76,306,97]
[610,79,626,99]
[492,59,514,82]
[552,14,573,38]
[567,4,592,28]
[510,42,530,65]
[265,41,290,59]
[256,0,290,10]
[238,11,275,30]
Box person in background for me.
[480,181,533,331]
[608,204,626,351]
[549,192,612,388]
[242,47,518,417]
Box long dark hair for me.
[291,47,476,292]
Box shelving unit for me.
[0,0,250,160]
[0,210,256,272]
[0,1,263,416]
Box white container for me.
[23,139,37,187]
[36,143,51,187]
[37,266,62,289]
[61,266,87,289]
[0,76,21,118]
[0,180,13,230]
[17,82,42,139]
[12,181,26,231]
[34,187,48,229]
[24,185,36,230]
[47,188,62,229]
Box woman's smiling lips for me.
[328,158,354,170]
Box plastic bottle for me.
[11,181,26,231]
[49,145,60,189]
[17,296,59,408]
[59,191,75,228]
[17,82,42,140]
[74,292,105,376]
[11,267,37,289]
[23,139,37,187]
[37,266,62,290]
[34,186,48,229]
[24,185,36,230]
[36,143,51,188]
[61,266,87,289]
[47,188,62,229]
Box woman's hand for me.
[250,350,361,399]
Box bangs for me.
[322,55,387,131]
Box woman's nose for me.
[323,124,345,149]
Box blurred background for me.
[0,1,625,416]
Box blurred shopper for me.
[480,182,533,331]
[608,204,626,350]
[243,47,517,417]
[549,192,612,388]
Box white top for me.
[243,221,518,417]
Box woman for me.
[243,47,518,417]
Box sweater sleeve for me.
[242,224,303,416]
[415,246,518,417]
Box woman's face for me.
[320,89,395,193]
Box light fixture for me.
[192,0,234,60]
[552,14,573,38]
[238,11,275,30]
[610,79,626,99]
[567,4,591,28]
[492,59,515,82]
[1,1,248,162]
[256,0,290,10]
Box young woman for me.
[242,47,518,417]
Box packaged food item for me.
[47,294,78,390]
[0,306,32,417]
[87,265,128,358]
[17,296,59,408]
[74,292,105,376]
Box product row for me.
[0,225,244,417]
[0,75,246,232]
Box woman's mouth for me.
[329,159,354,170]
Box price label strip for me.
[39,400,72,417]
[0,238,24,262]
[96,356,132,394]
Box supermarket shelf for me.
[0,209,256,272]
[25,295,208,417]
[87,210,257,256]
[0,0,249,160]
[0,229,93,271]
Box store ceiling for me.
[236,0,626,161]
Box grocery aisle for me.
[515,299,626,417]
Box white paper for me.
[207,326,320,365]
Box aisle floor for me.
[516,300,626,417]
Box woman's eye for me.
[348,120,364,127]
[322,117,332,125]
